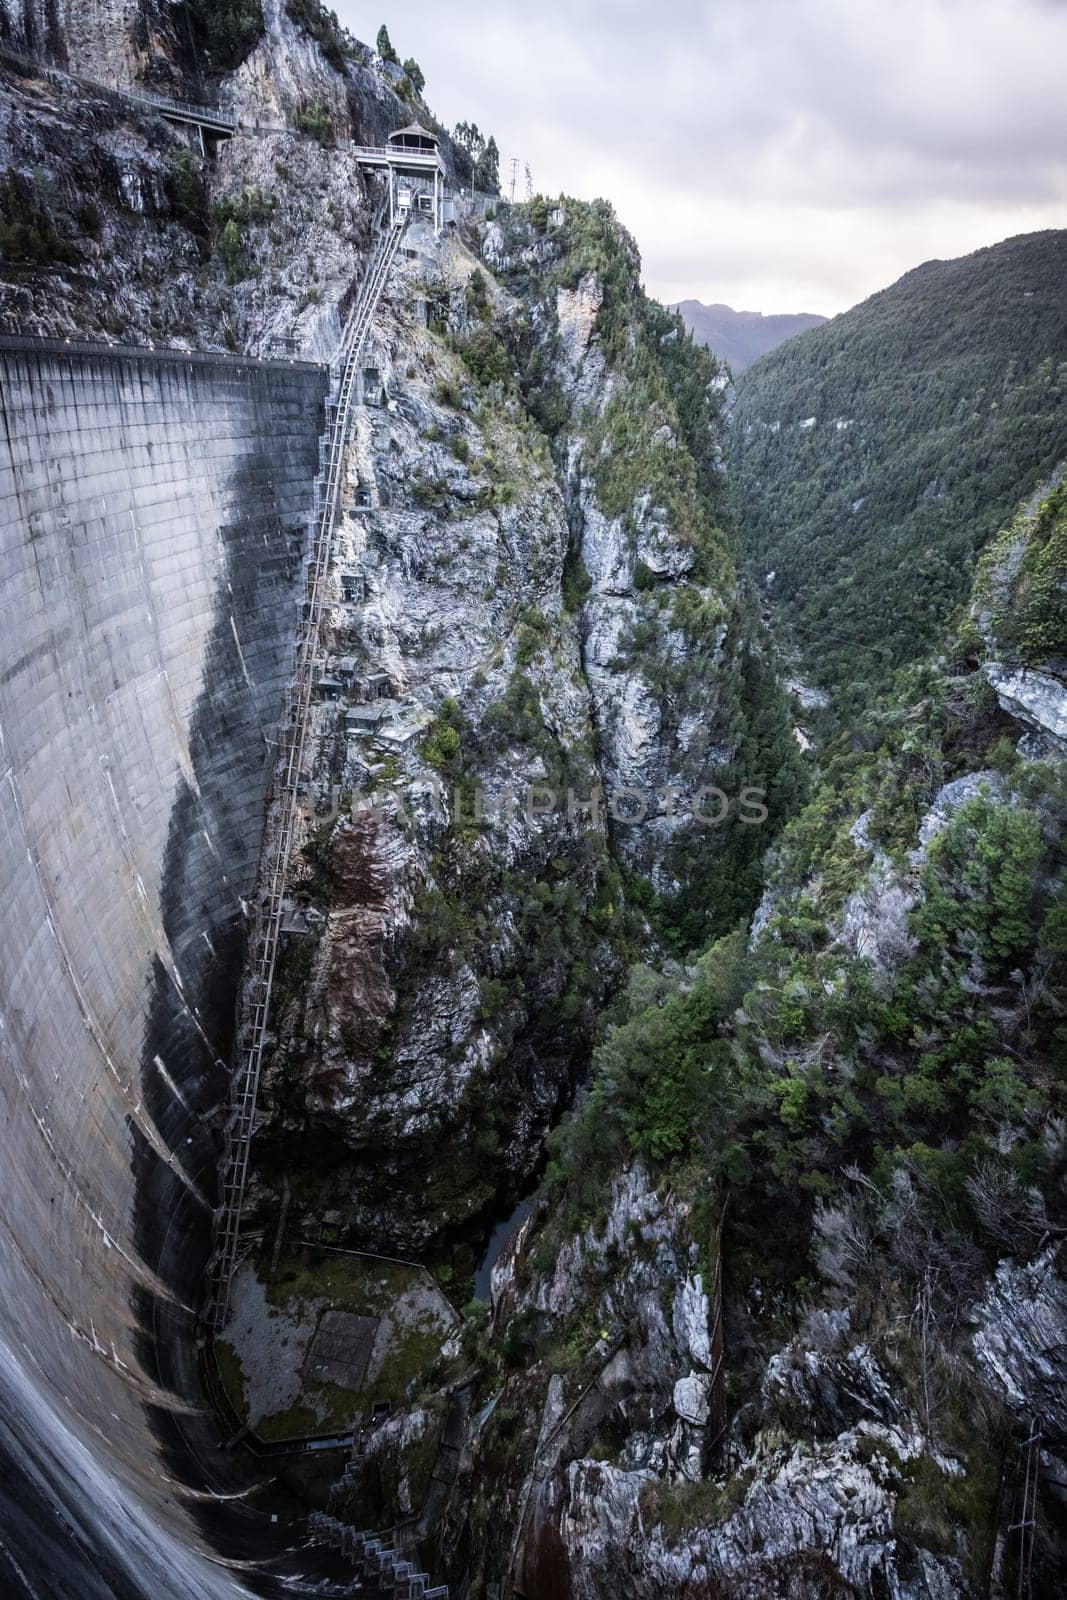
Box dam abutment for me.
[0,336,327,1594]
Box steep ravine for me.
[1,7,1064,1599]
[246,199,798,1273]
[430,482,1067,1599]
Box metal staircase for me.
[1005,1415,1041,1600]
[206,210,408,1330]
[308,1512,448,1598]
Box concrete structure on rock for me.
[354,122,449,232]
[0,338,327,1597]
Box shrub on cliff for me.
[0,172,77,267]
[295,102,337,146]
[730,229,1067,709]
[458,325,511,389]
[166,150,210,253]
[288,1,353,73]
[972,482,1067,668]
[177,0,264,76]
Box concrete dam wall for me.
[0,339,327,1597]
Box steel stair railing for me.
[206,211,408,1330]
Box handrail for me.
[501,1333,625,1596]
[206,208,408,1329]
[127,89,235,129]
[0,331,322,372]
[1,43,495,203]
[0,42,233,128]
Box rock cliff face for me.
[254,224,616,1249]
[0,0,464,353]
[0,0,179,85]
[250,200,793,1258]
[3,8,1065,1600]
[489,203,803,924]
[431,481,1067,1599]
[970,467,1067,756]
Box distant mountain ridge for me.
[675,299,826,371]
[729,228,1067,709]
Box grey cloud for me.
[341,0,1067,312]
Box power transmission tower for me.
[509,156,518,203]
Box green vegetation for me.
[295,101,337,146]
[286,1,352,72]
[546,515,1066,1267]
[176,0,264,75]
[561,544,592,612]
[466,267,490,316]
[914,795,1042,966]
[218,219,244,281]
[515,607,550,666]
[0,171,77,266]
[210,187,275,280]
[640,1470,754,1538]
[165,149,209,249]
[972,480,1067,666]
[422,700,465,772]
[894,1447,1002,1584]
[212,187,275,231]
[376,24,399,63]
[458,325,511,388]
[731,229,1067,711]
[435,376,462,409]
[453,121,500,193]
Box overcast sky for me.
[337,0,1067,316]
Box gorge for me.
[0,6,1064,1600]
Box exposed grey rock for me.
[971,1246,1067,1446]
[553,1439,950,1600]
[536,1164,672,1320]
[786,676,830,712]
[673,1274,712,1370]
[764,1333,901,1432]
[750,881,781,944]
[0,0,181,86]
[840,861,917,971]
[915,770,1006,854]
[983,662,1067,755]
[673,1370,712,1425]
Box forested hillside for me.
[465,478,1067,1597]
[730,230,1067,713]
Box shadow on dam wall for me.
[0,339,337,1596]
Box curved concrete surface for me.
[0,340,330,1595]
